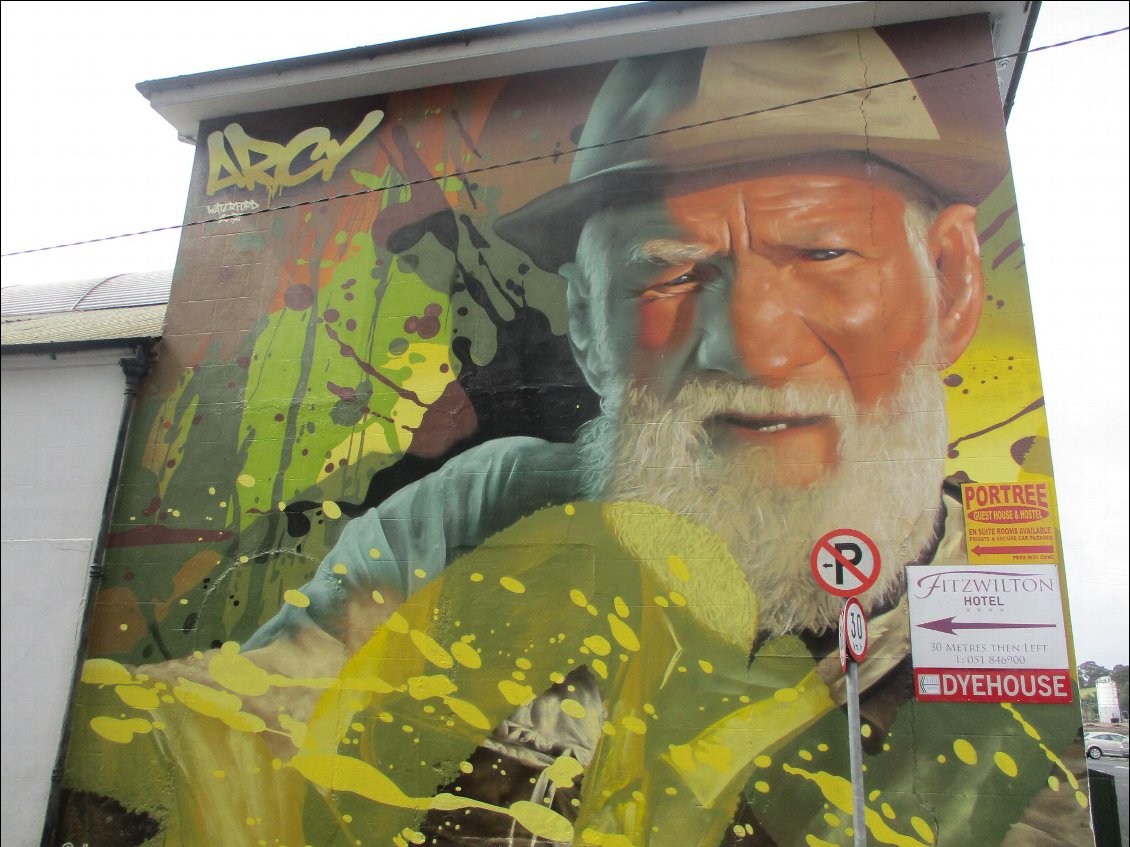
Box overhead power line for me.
[2,25,1126,260]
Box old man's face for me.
[569,170,983,633]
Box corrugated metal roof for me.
[0,271,172,316]
[1,306,167,347]
[1,271,171,348]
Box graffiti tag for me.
[206,110,384,198]
[205,199,261,220]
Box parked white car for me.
[1084,731,1129,759]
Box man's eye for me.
[643,263,720,299]
[802,248,851,262]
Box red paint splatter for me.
[285,284,314,311]
[107,526,233,548]
[323,324,424,407]
[991,239,1022,271]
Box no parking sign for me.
[810,528,881,597]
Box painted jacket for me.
[69,438,1091,847]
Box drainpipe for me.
[39,340,154,847]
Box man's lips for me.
[706,412,828,435]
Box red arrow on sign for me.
[972,544,1055,555]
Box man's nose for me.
[694,257,824,384]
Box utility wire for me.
[3,25,1126,259]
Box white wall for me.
[1,347,130,847]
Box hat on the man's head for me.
[496,23,1010,271]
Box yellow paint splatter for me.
[369,548,381,559]
[592,659,609,678]
[655,595,670,607]
[607,615,640,651]
[882,803,896,819]
[498,680,535,706]
[823,812,841,827]
[209,642,272,697]
[173,679,266,734]
[447,698,491,730]
[469,572,483,582]
[279,713,306,747]
[114,685,160,710]
[666,554,690,581]
[993,751,1018,777]
[450,641,481,669]
[783,764,929,847]
[459,761,474,774]
[910,816,935,843]
[1048,775,1060,791]
[583,635,612,656]
[1075,790,1088,808]
[323,501,342,519]
[754,781,770,794]
[333,563,349,575]
[754,755,772,768]
[564,504,576,516]
[613,596,630,618]
[669,591,687,607]
[1001,702,1042,740]
[413,568,427,579]
[668,744,695,772]
[406,674,457,700]
[409,630,454,669]
[386,612,410,633]
[953,739,977,765]
[580,827,635,846]
[500,576,525,594]
[515,657,532,670]
[936,755,946,764]
[90,716,152,744]
[560,699,587,719]
[284,589,310,609]
[806,837,838,847]
[569,589,588,608]
[82,659,134,686]
[237,473,255,488]
[372,589,386,604]
[799,749,813,761]
[545,755,584,788]
[622,716,647,735]
[860,723,872,738]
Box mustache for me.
[624,378,857,425]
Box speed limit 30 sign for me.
[810,528,881,597]
[843,597,869,663]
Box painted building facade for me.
[45,5,1095,846]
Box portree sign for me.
[906,564,1072,704]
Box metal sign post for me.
[842,596,870,847]
[816,535,877,847]
[845,655,867,847]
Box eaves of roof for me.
[136,1,1038,142]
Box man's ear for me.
[929,203,984,367]
[560,262,606,395]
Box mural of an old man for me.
[54,15,1089,847]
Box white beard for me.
[579,369,949,637]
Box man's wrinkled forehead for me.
[586,157,929,271]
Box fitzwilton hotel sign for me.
[907,565,1072,703]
